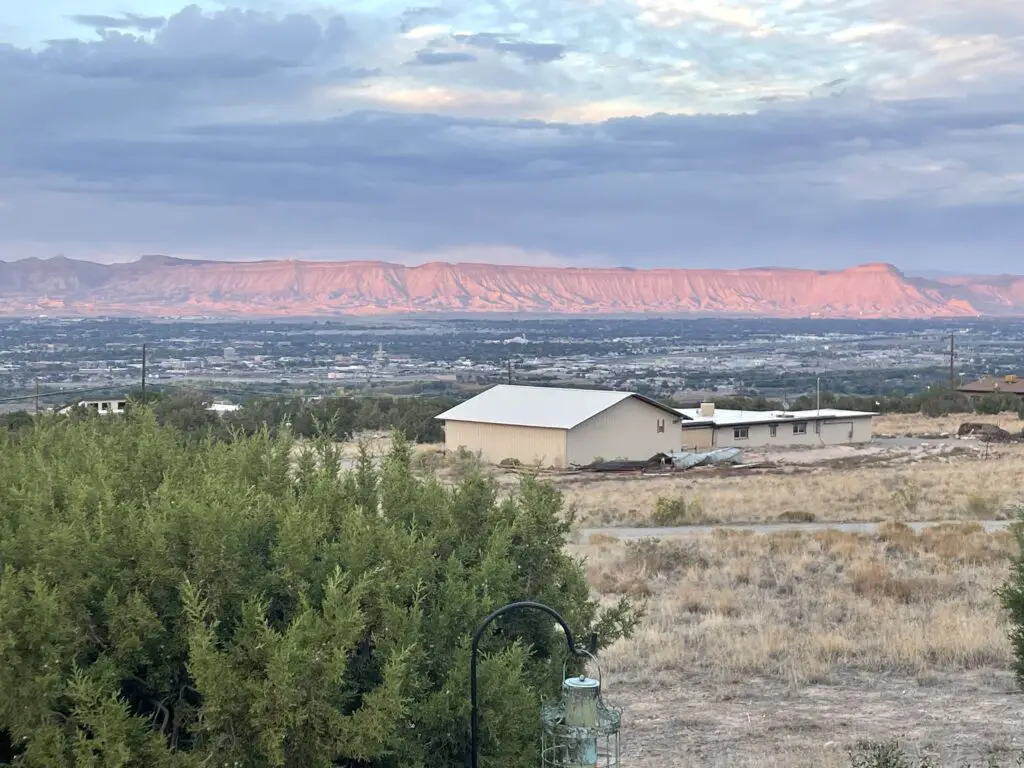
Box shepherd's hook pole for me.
[470,601,595,768]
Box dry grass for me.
[558,446,1024,526]
[875,412,1024,437]
[582,523,1015,683]
[578,524,1023,766]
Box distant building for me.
[435,384,683,468]
[60,398,127,416]
[677,403,876,449]
[207,403,241,414]
[958,375,1024,400]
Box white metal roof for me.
[436,384,678,430]
[677,407,877,426]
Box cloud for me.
[409,50,478,66]
[44,6,350,81]
[69,13,167,32]
[1,1,1024,272]
[454,33,567,63]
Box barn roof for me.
[436,384,680,430]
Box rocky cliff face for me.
[0,256,1017,318]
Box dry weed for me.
[579,523,1017,684]
[558,446,1024,525]
[875,412,1024,437]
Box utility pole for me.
[816,376,821,414]
[507,358,512,385]
[946,333,956,392]
[34,378,39,414]
[141,344,147,400]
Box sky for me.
[1,1,1024,271]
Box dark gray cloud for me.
[5,94,1024,269]
[455,32,567,63]
[69,13,167,32]
[2,2,1024,271]
[34,6,350,82]
[409,50,478,66]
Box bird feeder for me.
[541,659,621,767]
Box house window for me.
[769,425,777,438]
[656,419,665,434]
[733,427,749,440]
[100,402,109,411]
[793,422,807,435]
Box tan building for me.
[436,384,684,468]
[678,403,876,449]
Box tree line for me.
[0,391,458,443]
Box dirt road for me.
[581,519,1014,540]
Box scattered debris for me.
[577,448,745,473]
[578,453,672,473]
[957,422,1016,442]
[670,447,743,469]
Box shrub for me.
[623,539,709,575]
[848,740,934,768]
[964,493,1001,519]
[776,510,816,523]
[890,477,923,519]
[0,411,640,767]
[649,494,712,526]
[1001,506,1024,688]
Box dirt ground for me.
[610,669,1022,767]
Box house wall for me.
[443,420,567,467]
[566,397,682,466]
[714,416,874,448]
[680,426,715,450]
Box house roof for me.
[677,407,877,427]
[958,376,1024,395]
[436,384,680,430]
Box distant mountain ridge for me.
[0,255,1021,318]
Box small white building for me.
[677,403,876,449]
[59,398,128,416]
[207,402,241,414]
[436,384,683,468]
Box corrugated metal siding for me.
[566,397,683,465]
[443,421,567,467]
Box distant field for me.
[875,411,1024,437]
[577,525,1020,766]
[546,441,1024,526]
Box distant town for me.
[3,315,1024,413]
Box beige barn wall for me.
[714,416,875,448]
[443,421,567,467]
[680,426,714,450]
[566,397,682,466]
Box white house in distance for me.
[436,384,683,468]
[677,402,876,449]
[59,398,127,415]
